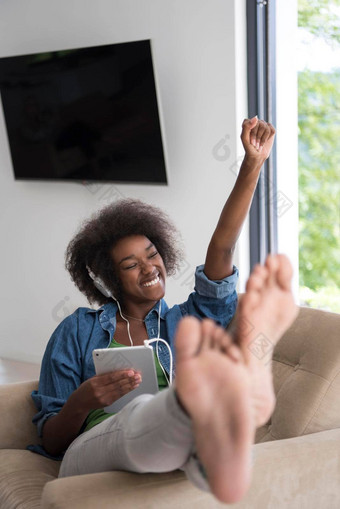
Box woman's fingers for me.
[109,370,142,395]
[114,373,141,392]
[82,370,142,407]
[115,377,140,397]
[241,118,275,159]
[250,120,272,150]
[99,369,141,386]
[259,122,275,150]
[104,371,142,402]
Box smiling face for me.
[111,235,167,306]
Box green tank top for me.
[84,339,168,432]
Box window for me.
[247,0,339,312]
[297,0,340,313]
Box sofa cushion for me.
[42,469,228,509]
[0,380,40,449]
[256,307,340,442]
[0,449,60,509]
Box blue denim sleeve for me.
[179,264,239,328]
[31,312,83,437]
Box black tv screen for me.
[0,40,167,184]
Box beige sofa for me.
[0,306,340,508]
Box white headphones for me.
[87,266,113,299]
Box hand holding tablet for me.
[92,345,159,413]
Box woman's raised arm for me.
[204,117,275,281]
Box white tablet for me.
[92,345,159,413]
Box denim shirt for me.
[30,264,238,447]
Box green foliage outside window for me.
[298,0,340,42]
[298,0,340,312]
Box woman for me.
[30,117,279,503]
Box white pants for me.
[58,387,209,492]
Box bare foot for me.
[175,317,255,503]
[174,254,298,503]
[236,254,298,426]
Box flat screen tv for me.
[0,40,167,184]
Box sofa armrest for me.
[41,429,340,509]
[257,307,340,442]
[0,380,40,449]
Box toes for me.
[175,316,202,361]
[225,344,242,362]
[276,254,293,291]
[176,317,240,363]
[265,254,293,291]
[265,254,279,286]
[212,326,232,350]
[211,324,226,345]
[210,326,242,362]
[200,319,218,351]
[246,264,269,294]
[241,284,261,312]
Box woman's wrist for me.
[241,154,266,171]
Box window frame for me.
[247,0,278,267]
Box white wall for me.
[0,0,247,363]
